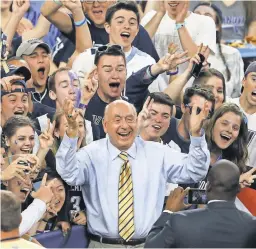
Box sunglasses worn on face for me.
[184,104,213,119]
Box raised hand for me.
[12,0,30,17]
[0,75,25,92]
[63,98,79,138]
[0,156,31,182]
[60,0,82,12]
[39,119,56,150]
[137,96,154,131]
[80,66,98,105]
[165,187,191,212]
[31,173,55,205]
[175,0,189,23]
[240,168,256,188]
[190,101,210,137]
[157,50,190,72]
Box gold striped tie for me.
[118,152,135,241]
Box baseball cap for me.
[16,39,51,57]
[241,61,256,93]
[244,61,256,77]
[1,64,31,83]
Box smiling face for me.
[23,47,50,90]
[212,112,241,150]
[49,70,80,109]
[1,85,29,126]
[6,126,35,155]
[95,55,126,102]
[81,1,115,28]
[242,72,256,109]
[5,175,32,203]
[141,102,171,141]
[103,101,137,151]
[46,178,65,213]
[164,0,183,18]
[194,5,217,23]
[105,9,139,52]
[205,76,225,110]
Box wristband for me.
[176,22,185,30]
[166,67,179,76]
[148,65,155,78]
[78,103,88,109]
[74,17,87,27]
[52,0,62,6]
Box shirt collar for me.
[107,137,137,160]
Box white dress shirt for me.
[19,199,46,236]
[56,134,210,238]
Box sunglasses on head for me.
[184,104,213,119]
[81,0,107,3]
[97,44,123,53]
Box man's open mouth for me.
[14,111,24,115]
[120,32,130,39]
[117,131,131,137]
[109,82,120,88]
[152,124,162,131]
[38,67,45,78]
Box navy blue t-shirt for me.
[62,16,159,62]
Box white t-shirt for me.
[72,46,166,93]
[208,44,244,98]
[228,97,256,132]
[141,11,217,89]
[227,97,256,167]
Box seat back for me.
[35,225,89,248]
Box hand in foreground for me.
[165,187,191,212]
[80,66,98,105]
[63,98,79,137]
[57,221,71,236]
[137,96,154,131]
[39,119,55,150]
[72,210,87,225]
[0,156,31,182]
[0,75,25,92]
[31,173,54,204]
[175,0,189,23]
[240,167,256,188]
[189,101,210,137]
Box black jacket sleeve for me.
[145,212,176,248]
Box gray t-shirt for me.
[211,1,246,40]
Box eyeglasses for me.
[81,0,107,4]
[184,104,213,119]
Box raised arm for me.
[142,3,166,39]
[163,101,211,183]
[55,99,92,186]
[60,0,92,52]
[41,0,73,33]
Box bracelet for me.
[74,17,87,27]
[148,65,155,78]
[40,218,48,223]
[166,67,179,76]
[78,103,88,109]
[176,22,185,30]
[52,0,62,6]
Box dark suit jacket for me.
[145,201,256,248]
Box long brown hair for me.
[205,103,248,173]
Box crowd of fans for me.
[1,0,256,248]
